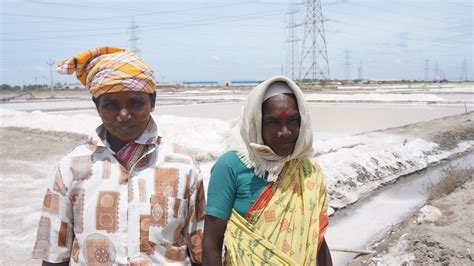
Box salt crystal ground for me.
[0,84,472,265]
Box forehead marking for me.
[279,110,288,119]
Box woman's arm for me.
[317,238,333,266]
[202,215,228,266]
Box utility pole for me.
[357,60,363,80]
[423,59,429,81]
[285,1,300,80]
[460,57,468,81]
[128,18,140,54]
[299,0,330,84]
[46,60,55,95]
[344,50,351,81]
[433,61,440,82]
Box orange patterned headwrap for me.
[56,46,156,98]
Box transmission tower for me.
[298,0,330,83]
[46,59,55,94]
[357,60,363,80]
[433,61,440,82]
[285,2,300,80]
[460,57,468,81]
[128,18,140,54]
[344,50,351,81]
[423,59,429,81]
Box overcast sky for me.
[1,0,472,85]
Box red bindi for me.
[279,110,288,119]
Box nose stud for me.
[277,131,292,138]
[116,114,131,122]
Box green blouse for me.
[206,151,269,220]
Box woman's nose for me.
[118,108,131,121]
[279,125,292,137]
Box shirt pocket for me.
[148,195,188,245]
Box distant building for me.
[229,80,261,86]
[182,81,219,87]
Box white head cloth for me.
[226,75,314,182]
[263,81,294,101]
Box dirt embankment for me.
[348,177,474,265]
[382,111,473,150]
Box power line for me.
[299,0,331,83]
[128,18,140,54]
[423,59,430,81]
[285,1,300,80]
[357,60,363,80]
[0,2,256,24]
[46,60,55,95]
[433,61,446,82]
[459,57,469,81]
[344,50,351,80]
[2,9,287,42]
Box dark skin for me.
[261,93,300,157]
[203,92,332,265]
[42,91,156,266]
[93,91,156,152]
[96,91,203,266]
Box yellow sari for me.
[224,159,329,265]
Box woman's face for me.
[94,91,155,143]
[261,93,300,157]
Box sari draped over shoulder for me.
[223,159,329,265]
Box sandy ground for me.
[0,112,472,265]
[348,179,474,265]
[0,128,87,265]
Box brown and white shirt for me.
[32,118,205,265]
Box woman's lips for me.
[117,124,136,131]
[276,141,295,147]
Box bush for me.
[425,166,473,201]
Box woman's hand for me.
[202,215,228,266]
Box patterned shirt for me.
[32,118,205,265]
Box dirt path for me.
[348,179,474,265]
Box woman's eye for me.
[103,103,118,109]
[265,121,279,127]
[131,101,145,107]
[289,118,300,124]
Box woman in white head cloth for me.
[203,76,332,265]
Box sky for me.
[1,0,472,85]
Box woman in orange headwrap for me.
[32,47,205,265]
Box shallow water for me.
[325,152,474,266]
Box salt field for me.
[0,86,473,265]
